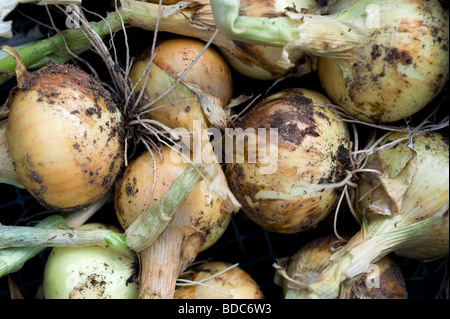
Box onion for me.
[174,261,264,299]
[0,56,124,211]
[129,37,232,129]
[114,146,232,299]
[120,0,321,80]
[226,88,352,233]
[302,131,449,299]
[275,235,407,299]
[42,223,139,299]
[210,0,449,123]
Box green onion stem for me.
[0,195,115,278]
[125,164,203,252]
[0,216,127,249]
[0,8,126,86]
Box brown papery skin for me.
[226,88,352,233]
[114,147,231,299]
[174,261,264,299]
[6,63,124,211]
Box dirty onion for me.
[274,235,408,299]
[42,223,139,299]
[0,48,124,211]
[210,0,449,123]
[114,147,232,299]
[226,88,352,233]
[303,131,449,299]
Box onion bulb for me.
[174,261,264,299]
[42,223,139,299]
[1,59,124,211]
[120,0,321,80]
[129,37,232,129]
[210,0,449,123]
[276,235,407,299]
[303,131,449,299]
[114,146,232,299]
[226,88,352,233]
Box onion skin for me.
[174,261,264,299]
[42,223,139,299]
[318,0,449,123]
[6,63,124,211]
[226,88,352,233]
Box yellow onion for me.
[226,88,352,233]
[120,0,321,80]
[304,131,449,299]
[210,0,449,123]
[129,37,232,129]
[114,146,232,299]
[174,261,264,299]
[42,223,139,299]
[276,235,407,299]
[317,0,449,123]
[1,62,124,211]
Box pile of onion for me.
[275,235,408,299]
[0,50,124,211]
[174,261,264,299]
[226,88,352,233]
[114,146,232,299]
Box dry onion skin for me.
[226,88,352,233]
[304,131,449,299]
[174,261,264,299]
[2,63,124,211]
[277,235,407,299]
[210,0,449,123]
[120,0,321,80]
[42,223,139,299]
[114,146,232,299]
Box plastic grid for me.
[1,1,449,300]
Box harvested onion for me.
[114,146,232,299]
[1,60,124,211]
[210,0,449,123]
[304,131,449,299]
[174,261,264,299]
[120,0,320,80]
[42,223,139,299]
[276,235,407,299]
[226,88,352,233]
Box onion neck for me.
[210,0,365,61]
[138,220,203,299]
[0,120,23,188]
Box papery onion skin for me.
[174,261,264,299]
[226,88,352,233]
[6,63,124,211]
[357,131,449,261]
[282,235,408,299]
[42,223,139,299]
[318,0,449,123]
